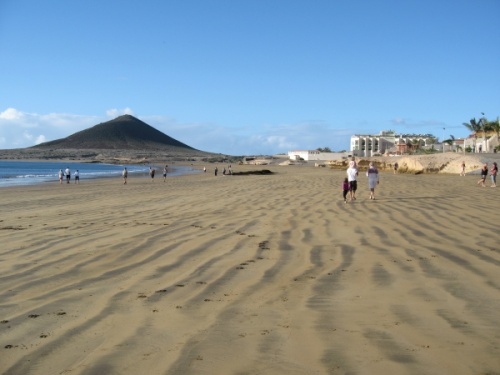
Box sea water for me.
[0,160,200,187]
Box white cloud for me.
[23,131,34,141]
[149,118,352,155]
[0,107,24,120]
[106,107,134,118]
[392,117,406,125]
[35,135,47,144]
[0,108,105,149]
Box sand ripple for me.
[1,166,499,374]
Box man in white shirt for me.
[346,160,358,201]
[65,168,71,184]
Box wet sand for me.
[1,165,499,374]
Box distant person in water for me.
[65,167,71,183]
[74,170,80,184]
[477,163,488,187]
[163,165,168,182]
[58,169,64,184]
[366,162,380,200]
[149,167,155,181]
[122,167,128,184]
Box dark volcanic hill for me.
[32,115,197,151]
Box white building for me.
[350,131,436,157]
[288,150,349,161]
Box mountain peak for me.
[33,116,197,151]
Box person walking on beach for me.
[477,163,488,187]
[74,170,80,184]
[163,165,168,182]
[65,167,71,184]
[149,167,155,182]
[214,166,218,176]
[366,162,380,200]
[58,169,64,184]
[342,177,349,203]
[490,162,498,187]
[393,162,399,174]
[203,166,206,173]
[460,161,466,176]
[346,160,358,201]
[122,167,128,184]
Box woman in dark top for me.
[477,163,488,187]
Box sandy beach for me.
[1,164,499,374]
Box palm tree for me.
[489,117,500,138]
[426,136,437,146]
[463,118,481,134]
[463,118,482,152]
[479,116,493,151]
[487,118,500,152]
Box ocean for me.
[0,160,200,187]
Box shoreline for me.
[0,160,203,188]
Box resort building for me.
[350,131,436,156]
[288,130,498,161]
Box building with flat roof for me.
[350,130,436,156]
[287,150,350,161]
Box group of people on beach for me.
[477,162,497,187]
[340,158,497,202]
[121,165,169,184]
[458,160,497,187]
[342,159,380,203]
[58,168,79,184]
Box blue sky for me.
[1,0,499,155]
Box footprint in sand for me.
[258,241,270,250]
